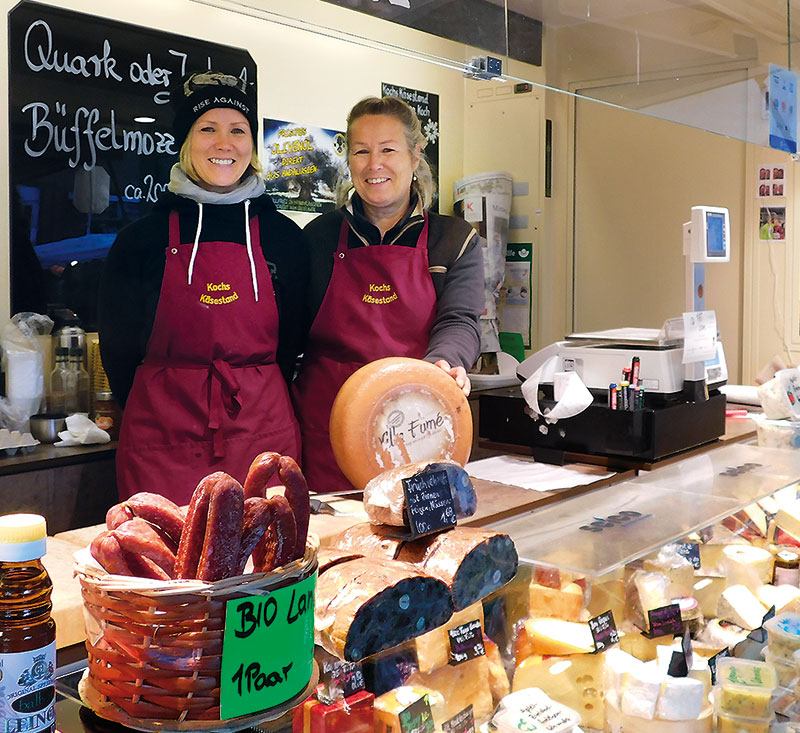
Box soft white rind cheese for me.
[620,664,662,720]
[655,676,705,721]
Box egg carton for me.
[0,428,39,455]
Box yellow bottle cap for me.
[0,513,47,544]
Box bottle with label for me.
[92,390,122,440]
[774,549,800,586]
[0,514,56,732]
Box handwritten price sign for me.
[221,572,316,719]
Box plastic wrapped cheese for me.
[329,357,473,489]
[363,459,477,527]
[373,685,445,732]
[758,374,793,419]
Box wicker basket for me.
[75,534,320,732]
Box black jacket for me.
[303,196,483,370]
[98,191,309,406]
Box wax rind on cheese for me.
[528,581,583,621]
[363,460,477,527]
[329,357,473,490]
[717,584,768,631]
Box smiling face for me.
[348,114,420,226]
[188,108,253,193]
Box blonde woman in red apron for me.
[99,71,308,504]
[293,96,484,494]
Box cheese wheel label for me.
[370,386,457,469]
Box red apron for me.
[292,215,436,493]
[116,208,300,503]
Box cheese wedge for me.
[692,575,726,618]
[756,584,800,615]
[717,584,768,630]
[405,656,493,722]
[413,602,484,674]
[775,505,800,538]
[721,545,773,591]
[515,618,594,657]
[528,581,583,621]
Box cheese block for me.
[695,618,749,652]
[643,546,696,598]
[602,648,642,708]
[626,570,671,633]
[512,653,605,731]
[397,527,518,610]
[318,547,363,574]
[775,505,800,540]
[618,628,675,661]
[315,557,453,661]
[413,602,484,674]
[374,685,446,732]
[692,575,726,618]
[514,618,594,658]
[329,357,473,489]
[363,459,477,527]
[528,581,583,621]
[484,635,511,704]
[587,577,626,621]
[654,646,712,699]
[717,584,768,630]
[721,545,773,591]
[405,655,493,722]
[619,663,662,720]
[654,676,705,721]
[743,503,769,537]
[331,523,403,560]
[756,583,800,614]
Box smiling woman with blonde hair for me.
[293,94,483,494]
[99,70,309,504]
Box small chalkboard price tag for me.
[448,620,485,665]
[442,705,475,733]
[320,659,366,698]
[747,605,776,643]
[675,542,702,569]
[646,603,683,638]
[402,469,457,537]
[708,648,731,685]
[589,610,619,653]
[399,695,435,733]
[668,628,693,678]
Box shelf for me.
[484,441,800,578]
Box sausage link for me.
[106,503,134,530]
[174,472,225,579]
[90,531,134,576]
[122,551,172,581]
[243,451,280,499]
[112,518,177,577]
[253,495,297,573]
[278,455,310,559]
[196,474,244,582]
[234,497,274,576]
[126,492,186,548]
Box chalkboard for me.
[9,1,256,329]
[402,468,457,537]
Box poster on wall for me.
[381,83,440,213]
[757,164,786,198]
[262,120,348,214]
[500,243,533,347]
[9,1,255,328]
[759,206,786,241]
[769,64,798,154]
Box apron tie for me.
[243,199,259,301]
[187,202,204,286]
[208,357,242,458]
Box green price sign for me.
[220,571,317,720]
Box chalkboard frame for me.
[8,1,256,329]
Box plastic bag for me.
[1,312,54,420]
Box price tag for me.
[448,619,485,665]
[442,705,475,733]
[589,610,619,653]
[646,603,683,638]
[399,695,435,733]
[220,572,316,719]
[320,659,366,699]
[675,542,701,569]
[708,648,731,685]
[402,469,457,537]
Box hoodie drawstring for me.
[187,202,204,286]
[186,200,259,302]
[243,199,259,302]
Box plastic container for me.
[715,657,778,719]
[765,612,800,661]
[763,647,797,688]
[715,710,773,732]
[0,513,56,732]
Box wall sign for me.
[9,1,255,327]
[263,119,347,214]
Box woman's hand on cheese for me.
[433,359,471,397]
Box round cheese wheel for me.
[329,357,473,490]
